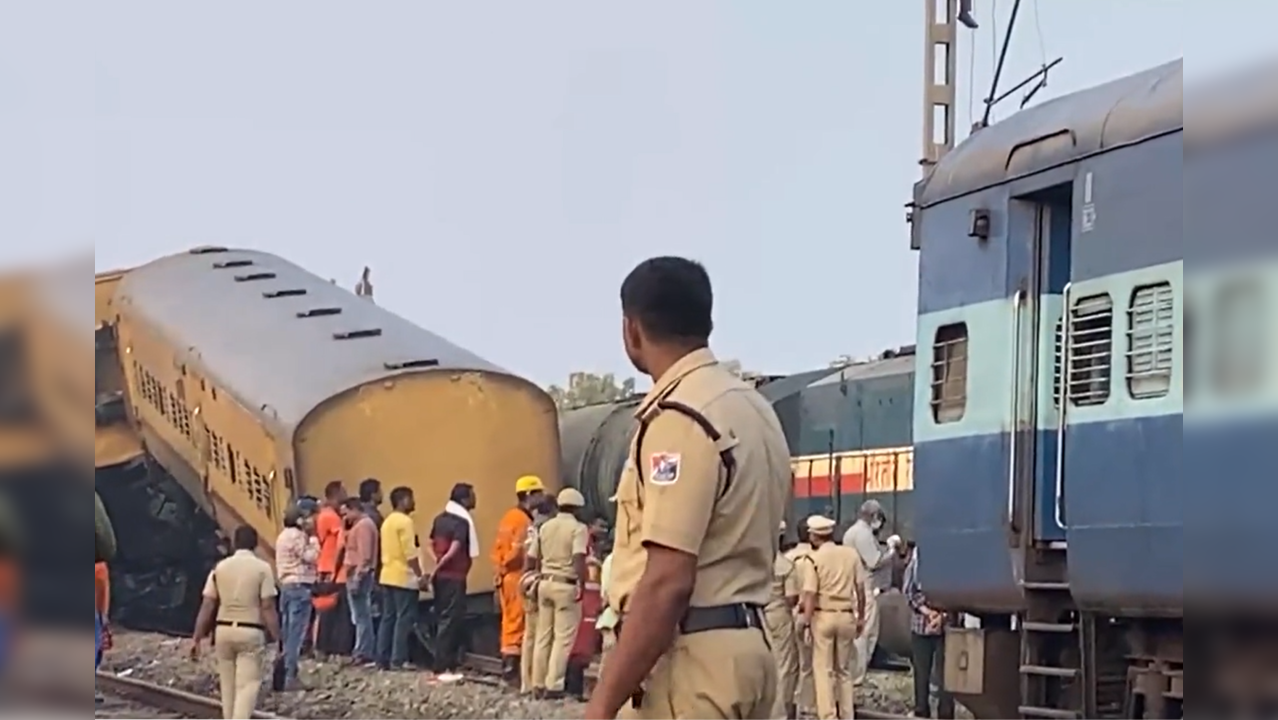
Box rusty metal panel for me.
[919,59,1181,206]
[944,627,985,695]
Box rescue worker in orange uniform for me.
[491,475,546,683]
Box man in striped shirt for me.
[903,544,954,718]
[275,506,320,690]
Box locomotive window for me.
[1126,282,1175,399]
[1210,278,1265,396]
[930,322,968,423]
[1067,293,1113,407]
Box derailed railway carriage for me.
[910,59,1188,717]
[106,247,561,650]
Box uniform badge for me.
[649,452,681,485]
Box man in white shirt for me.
[841,500,899,685]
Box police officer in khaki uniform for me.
[584,257,791,720]
[520,495,557,694]
[767,522,802,719]
[191,526,280,719]
[786,524,817,714]
[799,516,867,720]
[527,487,589,698]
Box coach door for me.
[1008,185,1074,544]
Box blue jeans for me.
[375,585,418,667]
[279,584,313,681]
[346,573,376,660]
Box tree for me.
[547,372,637,410]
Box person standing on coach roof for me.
[801,515,867,720]
[584,256,791,720]
[528,487,590,699]
[191,526,280,719]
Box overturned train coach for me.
[557,353,918,662]
[905,57,1278,716]
[96,247,561,651]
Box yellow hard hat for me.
[515,475,545,494]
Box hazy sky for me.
[0,1,1239,385]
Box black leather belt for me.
[543,574,577,585]
[816,608,855,613]
[216,620,265,630]
[679,603,765,634]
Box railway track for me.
[461,653,910,719]
[94,672,282,719]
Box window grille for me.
[1127,283,1175,398]
[1052,318,1063,406]
[930,323,968,423]
[1067,294,1113,406]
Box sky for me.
[0,1,1249,385]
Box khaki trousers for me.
[213,626,265,719]
[618,627,775,719]
[520,594,539,693]
[765,604,799,719]
[796,615,815,712]
[531,580,581,692]
[812,611,858,720]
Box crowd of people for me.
[96,255,955,720]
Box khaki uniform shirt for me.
[767,553,801,612]
[531,512,589,579]
[802,542,867,610]
[609,349,792,613]
[202,550,277,624]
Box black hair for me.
[324,481,345,500]
[342,497,364,512]
[358,478,381,502]
[620,256,713,343]
[450,483,474,504]
[389,486,413,509]
[232,525,258,551]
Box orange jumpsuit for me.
[491,507,533,655]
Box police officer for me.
[520,495,557,694]
[786,523,817,714]
[584,257,790,720]
[767,522,801,719]
[191,526,280,719]
[799,516,867,720]
[528,487,589,699]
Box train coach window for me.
[1211,278,1265,396]
[1067,294,1113,406]
[930,323,968,423]
[1126,282,1175,399]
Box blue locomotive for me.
[911,58,1198,717]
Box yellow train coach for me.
[109,246,560,596]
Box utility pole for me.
[910,0,977,249]
[920,0,976,173]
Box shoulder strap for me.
[632,400,738,499]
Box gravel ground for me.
[102,631,921,717]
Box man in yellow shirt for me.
[376,486,425,670]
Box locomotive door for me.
[1009,189,1073,543]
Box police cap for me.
[806,515,836,535]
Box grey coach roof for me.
[116,247,508,431]
[919,58,1182,206]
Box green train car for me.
[781,347,916,539]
